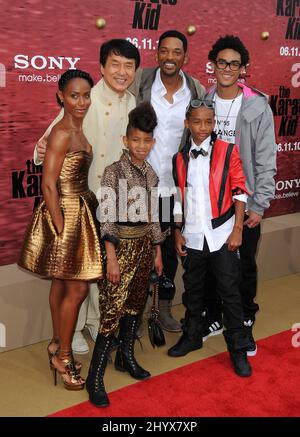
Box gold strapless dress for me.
[18,150,103,281]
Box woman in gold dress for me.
[18,70,103,390]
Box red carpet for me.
[50,330,300,417]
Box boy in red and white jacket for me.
[168,99,252,377]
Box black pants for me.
[159,196,178,301]
[203,221,261,323]
[182,241,245,340]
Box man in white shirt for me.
[133,30,205,332]
[34,39,140,354]
[168,99,252,377]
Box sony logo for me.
[276,178,300,190]
[206,62,214,74]
[14,55,80,70]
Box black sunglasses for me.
[189,99,215,109]
[186,99,215,116]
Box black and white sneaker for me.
[244,319,257,356]
[202,320,223,342]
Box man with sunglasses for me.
[202,35,277,355]
[168,99,252,377]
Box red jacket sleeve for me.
[229,145,249,196]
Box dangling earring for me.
[61,100,64,107]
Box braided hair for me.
[126,102,157,136]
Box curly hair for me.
[208,35,250,66]
[56,69,94,106]
[126,102,157,136]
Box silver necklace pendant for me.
[214,89,240,135]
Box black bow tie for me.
[190,148,208,159]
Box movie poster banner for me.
[0,0,299,265]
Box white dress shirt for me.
[180,137,247,252]
[147,69,191,196]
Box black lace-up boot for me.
[86,334,114,407]
[115,315,151,380]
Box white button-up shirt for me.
[180,137,247,252]
[147,69,191,196]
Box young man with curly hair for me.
[202,35,277,355]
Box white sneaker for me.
[202,320,223,342]
[244,320,257,356]
[72,331,89,354]
[86,324,98,342]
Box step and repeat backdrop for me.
[0,0,299,265]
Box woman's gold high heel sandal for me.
[50,351,85,391]
[47,339,82,372]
